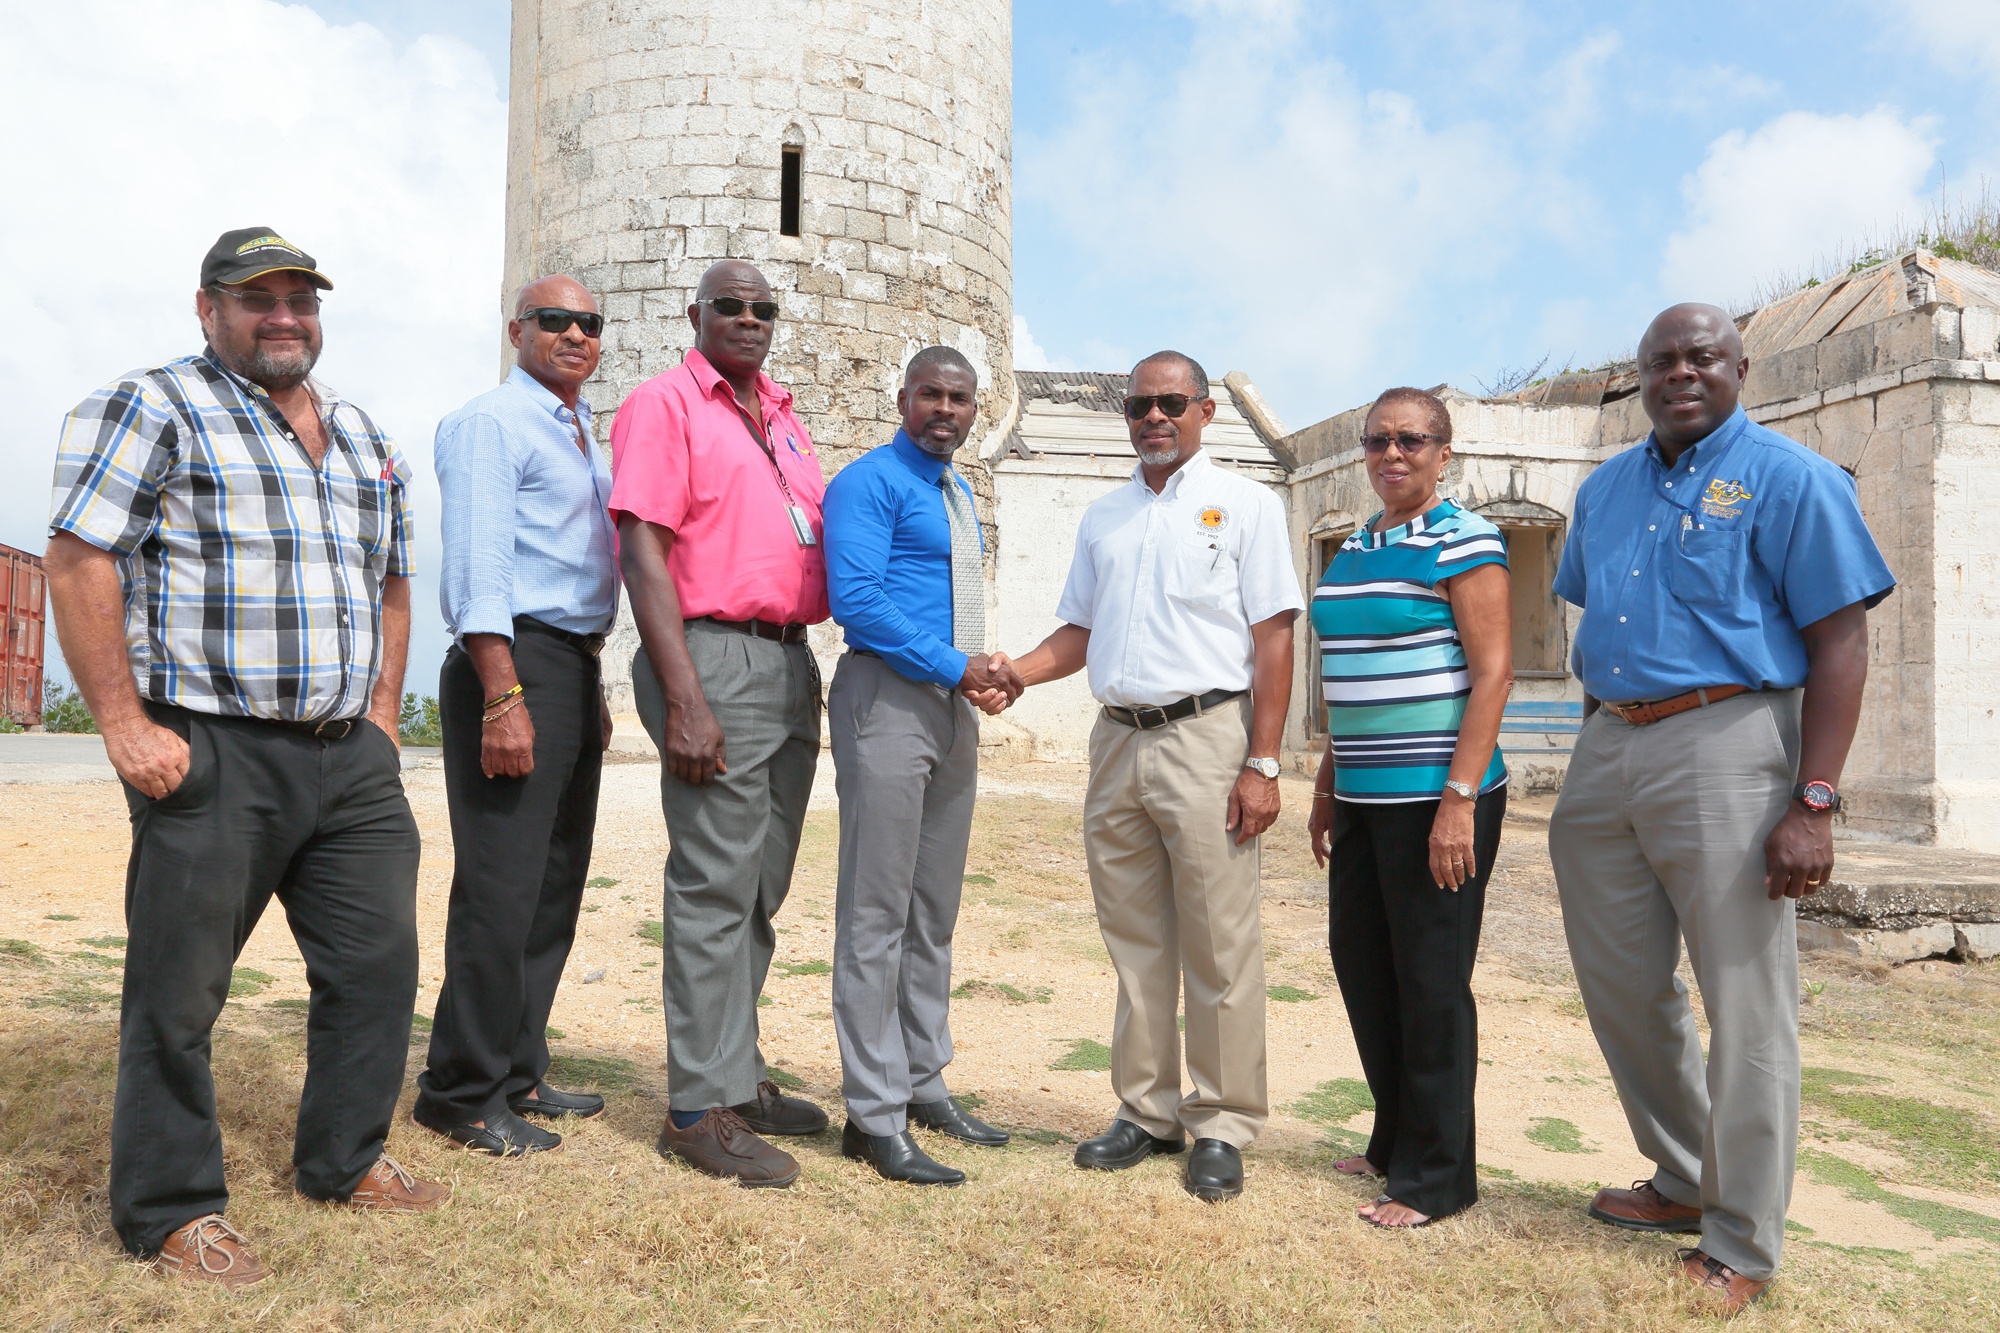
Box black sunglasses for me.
[700,296,781,322]
[521,307,603,338]
[1122,393,1207,421]
[1360,431,1444,454]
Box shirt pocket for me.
[1666,527,1747,607]
[1166,534,1240,613]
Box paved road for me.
[0,732,440,782]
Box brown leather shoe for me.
[1679,1248,1771,1316]
[338,1155,452,1212]
[1588,1178,1703,1233]
[152,1214,268,1289]
[730,1079,830,1136]
[658,1107,801,1187]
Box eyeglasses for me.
[520,306,604,338]
[1360,431,1445,454]
[208,287,320,317]
[1122,393,1207,421]
[700,296,780,323]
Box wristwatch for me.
[1444,779,1475,800]
[1793,780,1841,813]
[1243,757,1281,780]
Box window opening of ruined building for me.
[780,148,803,237]
[1498,524,1567,676]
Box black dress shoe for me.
[1184,1138,1244,1201]
[909,1096,1010,1146]
[1073,1118,1184,1171]
[732,1079,831,1136]
[509,1082,606,1120]
[841,1120,966,1186]
[412,1102,560,1156]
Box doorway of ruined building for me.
[1494,519,1566,676]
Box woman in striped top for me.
[1305,387,1514,1228]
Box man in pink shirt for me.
[611,260,832,1187]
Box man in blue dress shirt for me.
[821,346,1023,1184]
[413,275,621,1156]
[1550,303,1895,1314]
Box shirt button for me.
[1619,616,1627,623]
[1632,570,1640,576]
[1613,667,1621,674]
[1664,481,1673,488]
[1648,524,1656,531]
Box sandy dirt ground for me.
[0,742,1993,1268]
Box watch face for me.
[1800,781,1835,811]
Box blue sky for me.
[4,0,1995,687]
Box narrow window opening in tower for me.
[780,148,803,237]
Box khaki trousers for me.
[1084,695,1266,1147]
[1550,689,1801,1281]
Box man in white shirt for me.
[998,350,1301,1201]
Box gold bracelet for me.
[482,694,525,724]
[1312,791,1333,800]
[483,682,523,711]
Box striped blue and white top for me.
[1312,499,1509,804]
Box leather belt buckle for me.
[581,634,606,657]
[313,718,353,740]
[1130,705,1172,730]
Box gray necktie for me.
[938,468,985,655]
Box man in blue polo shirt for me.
[821,346,1023,1185]
[1550,303,1894,1315]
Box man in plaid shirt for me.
[44,228,448,1288]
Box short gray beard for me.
[245,338,319,391]
[1138,446,1180,467]
[914,434,962,458]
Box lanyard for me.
[728,396,803,508]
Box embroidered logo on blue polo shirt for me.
[1700,479,1753,521]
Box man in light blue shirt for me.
[821,346,1022,1185]
[1550,303,1894,1313]
[414,275,620,1157]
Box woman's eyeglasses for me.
[1361,431,1445,454]
[700,296,780,323]
[521,307,604,338]
[1122,393,1206,421]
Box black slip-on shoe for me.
[732,1079,831,1136]
[509,1082,606,1120]
[909,1096,1010,1146]
[1073,1118,1184,1171]
[412,1102,561,1156]
[841,1120,966,1186]
[1184,1138,1244,1201]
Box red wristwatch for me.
[1792,781,1840,813]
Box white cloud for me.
[1659,108,1938,305]
[1899,1,2000,87]
[0,0,507,682]
[1011,315,1071,372]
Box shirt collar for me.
[1646,406,1747,471]
[890,429,959,481]
[505,364,591,423]
[1131,446,1212,498]
[684,345,793,414]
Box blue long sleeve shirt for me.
[435,366,619,640]
[823,430,982,688]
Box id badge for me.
[787,505,817,547]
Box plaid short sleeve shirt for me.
[49,350,415,722]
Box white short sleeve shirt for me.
[1055,448,1304,708]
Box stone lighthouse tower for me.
[503,0,1015,707]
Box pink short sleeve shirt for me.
[608,348,829,625]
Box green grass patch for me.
[767,1067,805,1091]
[587,876,619,888]
[1525,1117,1593,1154]
[1286,1078,1374,1126]
[636,920,664,947]
[269,997,311,1013]
[43,913,78,921]
[956,1092,985,1110]
[69,951,123,969]
[1266,985,1319,1003]
[1051,1038,1114,1072]
[1008,1126,1064,1146]
[79,935,126,950]
[546,1053,640,1092]
[1800,1148,2000,1244]
[26,979,116,1009]
[410,1013,433,1032]
[546,1026,566,1041]
[1,938,49,965]
[962,874,995,886]
[772,959,831,978]
[1802,1067,2000,1184]
[228,968,274,998]
[951,978,1052,1004]
[757,995,773,1008]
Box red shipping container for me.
[0,543,47,726]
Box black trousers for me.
[1329,788,1505,1219]
[416,629,603,1122]
[110,706,420,1256]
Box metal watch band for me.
[1444,779,1475,800]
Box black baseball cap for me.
[200,227,333,290]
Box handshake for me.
[957,651,1025,716]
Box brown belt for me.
[695,615,809,645]
[1601,684,1751,727]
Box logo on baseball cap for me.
[200,226,333,290]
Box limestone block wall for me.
[505,0,1015,708]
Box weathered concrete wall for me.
[505,0,1014,708]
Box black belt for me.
[515,615,606,657]
[260,716,359,739]
[1104,688,1245,730]
[696,615,809,645]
